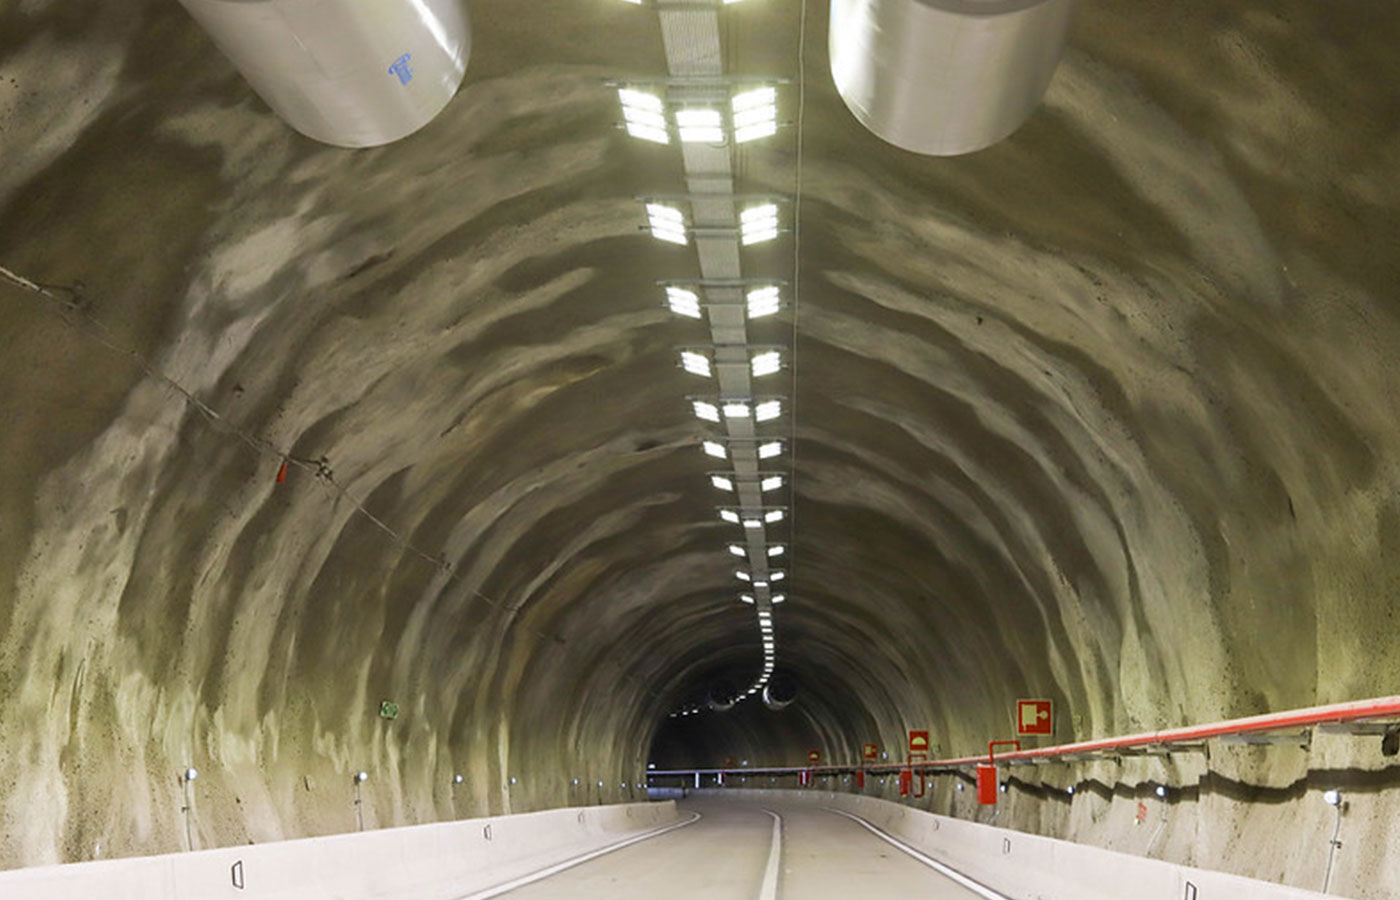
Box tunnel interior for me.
[2,0,1400,894]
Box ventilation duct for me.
[762,674,797,711]
[829,0,1074,156]
[177,0,471,148]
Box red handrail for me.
[646,695,1400,779]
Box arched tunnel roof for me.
[2,0,1399,864]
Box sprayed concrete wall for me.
[1,0,1398,898]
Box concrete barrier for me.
[0,801,679,900]
[702,789,1327,900]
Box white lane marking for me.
[757,808,783,900]
[456,811,703,899]
[825,808,1012,900]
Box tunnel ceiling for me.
[3,0,1400,862]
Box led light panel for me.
[746,286,780,318]
[751,351,781,377]
[667,286,702,319]
[681,351,712,377]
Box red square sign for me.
[862,743,879,760]
[807,749,821,764]
[907,730,930,754]
[1017,699,1053,735]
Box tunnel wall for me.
[1,1,1398,898]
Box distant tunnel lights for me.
[667,286,702,318]
[720,510,741,524]
[735,570,751,582]
[764,509,785,523]
[618,88,668,143]
[761,475,784,492]
[751,351,781,377]
[767,545,785,557]
[758,441,782,459]
[681,351,712,377]
[647,202,687,245]
[755,400,781,422]
[693,400,720,422]
[740,594,755,604]
[728,544,747,557]
[740,204,779,245]
[711,475,735,492]
[747,286,780,318]
[723,402,751,419]
[702,440,727,459]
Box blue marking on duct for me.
[389,53,414,85]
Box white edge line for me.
[455,810,703,899]
[757,808,783,900]
[825,807,1012,900]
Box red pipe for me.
[647,695,1400,779]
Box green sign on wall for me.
[379,700,399,720]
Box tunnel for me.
[1,0,1398,897]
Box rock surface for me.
[1,0,1397,895]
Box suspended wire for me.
[788,0,809,567]
[0,262,588,652]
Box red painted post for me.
[977,764,998,805]
[855,770,865,789]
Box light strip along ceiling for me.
[618,0,793,716]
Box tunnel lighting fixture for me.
[703,440,727,459]
[760,475,784,492]
[760,624,773,633]
[1155,785,1167,799]
[757,440,782,459]
[735,570,751,582]
[764,509,785,523]
[743,518,763,529]
[757,610,771,619]
[732,86,777,143]
[720,510,741,524]
[1000,783,1008,794]
[510,776,518,785]
[184,767,198,782]
[646,202,688,245]
[740,203,779,245]
[755,400,782,422]
[723,402,751,419]
[618,88,669,143]
[681,351,712,377]
[676,107,724,143]
[711,474,735,492]
[728,544,747,557]
[746,286,780,318]
[740,594,755,604]
[767,545,785,557]
[771,593,786,603]
[753,580,768,588]
[1323,789,1342,807]
[356,771,369,783]
[1067,785,1076,796]
[751,351,781,377]
[666,286,702,319]
[693,400,720,422]
[453,774,464,785]
[770,570,786,582]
